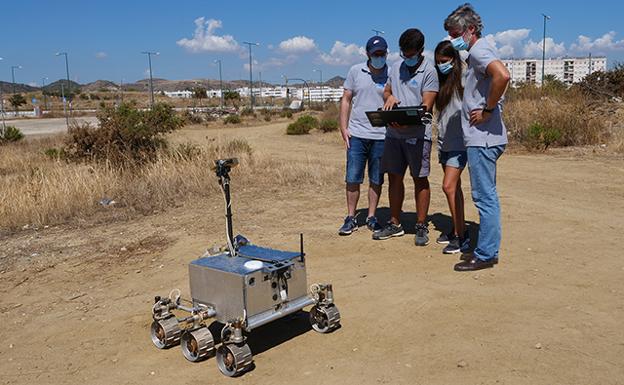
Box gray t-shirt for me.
[462,38,508,147]
[343,62,388,141]
[437,91,466,152]
[386,59,439,140]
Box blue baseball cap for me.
[366,36,388,54]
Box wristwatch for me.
[483,106,495,114]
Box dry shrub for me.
[505,87,607,150]
[0,135,339,232]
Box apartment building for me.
[502,56,607,86]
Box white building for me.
[502,56,607,86]
[164,90,193,98]
[233,86,344,102]
[305,86,343,102]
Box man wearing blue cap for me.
[338,36,389,235]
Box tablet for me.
[365,106,426,127]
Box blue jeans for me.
[467,145,505,261]
[346,136,385,185]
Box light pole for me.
[214,59,223,109]
[541,13,550,86]
[55,52,71,112]
[41,77,49,111]
[11,65,21,115]
[142,51,159,108]
[288,78,311,108]
[372,29,385,36]
[0,57,5,130]
[60,82,69,128]
[313,69,323,106]
[242,41,259,109]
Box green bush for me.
[0,125,24,144]
[319,118,338,133]
[525,123,562,150]
[286,115,319,135]
[63,102,183,165]
[240,107,256,117]
[280,109,293,118]
[223,114,241,124]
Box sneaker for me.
[459,232,471,253]
[338,216,358,236]
[372,222,405,240]
[436,232,456,244]
[443,238,461,254]
[366,216,383,232]
[414,223,430,246]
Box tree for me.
[193,87,207,107]
[223,90,240,108]
[9,94,26,114]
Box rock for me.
[150,371,155,376]
[135,270,141,274]
[9,344,13,349]
[120,247,127,252]
[535,343,542,349]
[457,360,468,368]
[473,275,479,280]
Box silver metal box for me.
[189,245,310,330]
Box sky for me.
[1,0,624,86]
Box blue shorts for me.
[346,136,385,185]
[438,150,467,169]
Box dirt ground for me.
[1,121,623,385]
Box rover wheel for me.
[181,327,215,362]
[150,317,181,349]
[216,343,253,377]
[309,304,341,333]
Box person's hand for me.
[469,109,492,126]
[341,128,351,149]
[383,95,400,111]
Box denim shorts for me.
[381,137,432,178]
[438,150,467,169]
[346,136,385,185]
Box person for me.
[433,40,469,254]
[373,28,439,246]
[338,36,389,235]
[443,3,511,271]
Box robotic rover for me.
[149,158,340,377]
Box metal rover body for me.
[149,158,340,377]
[189,245,312,331]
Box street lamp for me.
[288,77,311,108]
[141,51,159,108]
[372,29,385,36]
[313,69,323,105]
[41,77,49,111]
[541,13,550,86]
[10,65,22,115]
[242,41,259,108]
[55,52,71,99]
[0,57,5,130]
[214,59,223,109]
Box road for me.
[2,117,98,136]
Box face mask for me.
[370,56,386,69]
[437,60,454,74]
[402,54,420,67]
[451,31,470,51]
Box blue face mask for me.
[370,56,386,69]
[402,54,420,67]
[437,60,454,74]
[451,34,469,51]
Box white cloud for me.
[177,17,240,53]
[95,52,107,59]
[523,37,566,58]
[278,36,317,53]
[484,29,531,58]
[319,41,366,66]
[570,31,624,54]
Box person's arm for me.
[470,60,510,125]
[383,83,399,111]
[421,91,437,112]
[339,89,353,149]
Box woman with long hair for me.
[434,40,468,254]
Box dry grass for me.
[505,87,608,149]
[0,134,339,232]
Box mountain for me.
[324,76,346,88]
[0,81,38,94]
[82,80,119,92]
[42,79,82,94]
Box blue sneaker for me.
[460,232,471,253]
[338,216,358,236]
[366,216,383,232]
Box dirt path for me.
[1,122,623,385]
